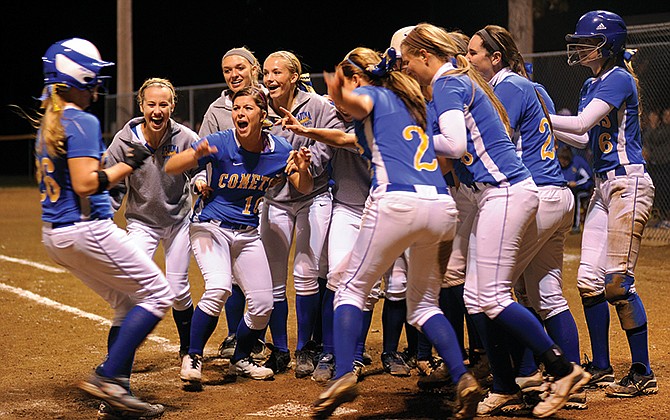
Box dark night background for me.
[1,1,669,179]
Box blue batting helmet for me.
[42,38,114,90]
[565,10,627,66]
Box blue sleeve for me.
[594,70,633,109]
[66,114,104,159]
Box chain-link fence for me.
[526,22,670,245]
[102,23,670,245]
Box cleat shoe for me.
[532,363,591,418]
[381,351,411,377]
[453,372,485,419]
[564,390,587,409]
[401,347,418,369]
[179,353,202,382]
[362,349,373,366]
[352,360,365,378]
[97,401,165,419]
[250,339,269,364]
[477,392,523,416]
[582,356,615,388]
[468,351,492,389]
[218,334,236,359]
[229,357,274,380]
[295,340,319,378]
[515,369,544,392]
[79,371,153,414]
[605,363,658,397]
[417,361,453,391]
[416,357,442,376]
[312,372,359,419]
[312,353,335,383]
[264,343,291,374]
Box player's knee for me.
[614,292,648,330]
[293,275,319,295]
[198,288,231,316]
[172,294,193,312]
[581,292,606,308]
[604,273,634,303]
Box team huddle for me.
[34,9,657,420]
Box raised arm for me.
[165,140,218,175]
[285,146,313,194]
[323,69,373,121]
[280,106,357,148]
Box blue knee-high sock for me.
[354,309,373,362]
[104,326,131,390]
[495,303,555,356]
[312,277,327,346]
[296,293,320,350]
[508,306,541,377]
[101,306,161,379]
[440,285,467,360]
[382,298,406,353]
[268,300,289,352]
[333,304,363,379]
[173,306,193,355]
[321,289,335,354]
[626,325,651,374]
[471,312,518,394]
[107,326,121,354]
[231,320,264,363]
[405,322,418,356]
[583,298,611,369]
[545,310,580,364]
[188,306,219,355]
[417,332,434,360]
[225,285,245,336]
[422,314,467,382]
[466,312,484,354]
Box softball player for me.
[551,10,658,397]
[37,38,173,418]
[466,24,581,414]
[261,51,342,377]
[313,46,483,420]
[107,78,199,364]
[166,86,313,383]
[197,47,263,359]
[402,23,590,418]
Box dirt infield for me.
[1,186,669,419]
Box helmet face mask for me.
[565,10,627,67]
[42,38,114,91]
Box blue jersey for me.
[36,108,113,224]
[353,85,446,190]
[492,71,565,186]
[578,66,645,173]
[191,129,293,227]
[562,153,594,191]
[431,73,530,186]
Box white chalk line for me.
[0,254,67,273]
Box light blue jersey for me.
[491,70,565,186]
[431,73,530,186]
[36,107,112,224]
[578,66,645,173]
[190,129,293,227]
[353,85,446,191]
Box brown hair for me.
[477,25,528,78]
[232,86,269,113]
[403,23,511,135]
[339,47,427,130]
[136,77,177,108]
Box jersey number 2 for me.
[403,126,437,172]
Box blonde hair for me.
[339,47,427,130]
[136,77,177,107]
[37,84,68,157]
[223,47,261,87]
[404,23,511,135]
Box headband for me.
[476,29,501,53]
[223,48,257,65]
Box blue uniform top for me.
[352,85,446,191]
[36,107,113,224]
[190,129,293,227]
[430,72,530,186]
[578,66,645,173]
[492,70,566,186]
[562,153,594,191]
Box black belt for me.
[216,220,255,231]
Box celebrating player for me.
[466,24,582,414]
[107,78,199,368]
[36,38,173,418]
[401,23,590,418]
[551,10,658,397]
[261,51,342,377]
[166,86,313,384]
[312,46,482,419]
[197,47,264,359]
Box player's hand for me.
[279,107,308,135]
[121,140,152,170]
[285,147,311,174]
[194,178,212,198]
[323,69,344,104]
[193,140,218,159]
